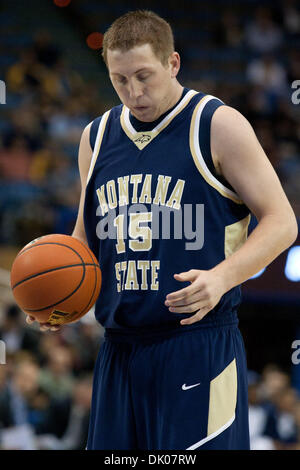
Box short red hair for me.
[102,10,175,67]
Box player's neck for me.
[162,83,184,116]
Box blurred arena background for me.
[0,0,299,450]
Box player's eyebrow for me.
[110,67,152,77]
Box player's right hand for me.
[26,315,61,332]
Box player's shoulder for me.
[211,104,257,167]
[211,104,252,135]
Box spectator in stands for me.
[271,386,299,448]
[0,305,40,357]
[66,318,104,374]
[295,401,300,448]
[0,135,33,182]
[38,330,64,366]
[0,358,40,429]
[38,345,75,400]
[6,49,43,95]
[47,97,90,144]
[248,371,279,450]
[0,365,8,393]
[246,54,288,96]
[245,6,283,54]
[35,374,93,450]
[32,30,62,69]
[278,0,300,39]
[214,9,244,48]
[260,364,291,402]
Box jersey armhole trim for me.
[87,110,110,184]
[189,95,243,205]
[89,116,102,150]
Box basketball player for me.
[27,11,298,449]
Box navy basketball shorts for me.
[86,321,250,450]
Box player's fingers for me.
[166,282,200,302]
[50,326,61,332]
[173,271,198,282]
[39,324,51,331]
[26,316,60,332]
[168,301,206,314]
[39,322,60,332]
[26,315,35,324]
[165,291,205,307]
[25,316,59,332]
[180,307,211,326]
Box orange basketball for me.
[10,234,102,326]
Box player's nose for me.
[128,80,143,100]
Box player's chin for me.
[131,107,154,121]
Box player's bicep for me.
[72,187,88,243]
[211,106,295,221]
[72,122,93,244]
[78,121,93,185]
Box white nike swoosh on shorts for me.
[181,383,201,390]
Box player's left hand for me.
[26,315,61,332]
[165,269,226,325]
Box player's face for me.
[107,44,180,122]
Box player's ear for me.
[169,52,180,78]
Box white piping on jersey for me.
[185,413,235,450]
[123,89,198,135]
[87,110,110,184]
[191,95,243,203]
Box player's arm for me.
[210,106,298,289]
[26,122,93,331]
[72,121,93,244]
[165,106,298,325]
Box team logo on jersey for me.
[134,134,151,144]
[131,132,155,150]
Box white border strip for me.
[124,90,198,135]
[186,414,235,450]
[124,107,138,135]
[87,111,110,183]
[192,96,240,201]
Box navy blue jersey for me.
[84,89,251,331]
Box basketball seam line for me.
[21,261,87,312]
[12,263,100,290]
[17,241,88,258]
